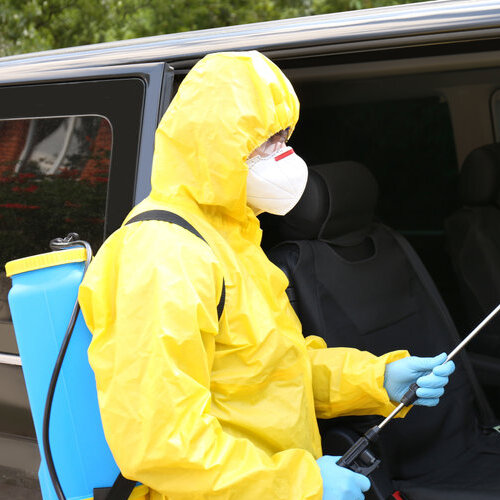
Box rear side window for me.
[0,115,112,263]
[0,115,112,327]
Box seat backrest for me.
[445,143,500,355]
[267,162,493,481]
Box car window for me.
[0,116,112,260]
[0,115,112,324]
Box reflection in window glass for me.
[0,116,112,322]
[492,90,500,142]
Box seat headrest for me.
[274,168,330,240]
[277,161,378,243]
[460,143,500,206]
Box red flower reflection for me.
[0,203,40,209]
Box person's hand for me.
[316,455,370,500]
[383,353,455,406]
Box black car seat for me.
[445,143,500,356]
[266,162,500,500]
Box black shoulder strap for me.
[94,473,136,500]
[126,209,225,321]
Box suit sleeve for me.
[79,222,322,500]
[305,335,411,419]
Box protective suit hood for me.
[149,51,300,224]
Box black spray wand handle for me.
[337,303,500,473]
[335,426,381,475]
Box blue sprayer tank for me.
[5,248,130,500]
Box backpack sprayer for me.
[6,234,139,500]
[336,303,500,475]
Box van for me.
[1,0,500,497]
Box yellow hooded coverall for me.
[79,51,409,500]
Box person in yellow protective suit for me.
[78,51,454,500]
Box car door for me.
[0,61,173,479]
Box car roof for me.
[0,0,499,76]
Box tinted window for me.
[0,116,112,261]
[0,115,112,324]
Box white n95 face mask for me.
[246,146,308,216]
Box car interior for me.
[253,51,500,498]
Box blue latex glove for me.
[384,352,455,406]
[317,455,371,500]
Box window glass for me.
[0,115,112,324]
[292,95,458,232]
[492,90,500,141]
